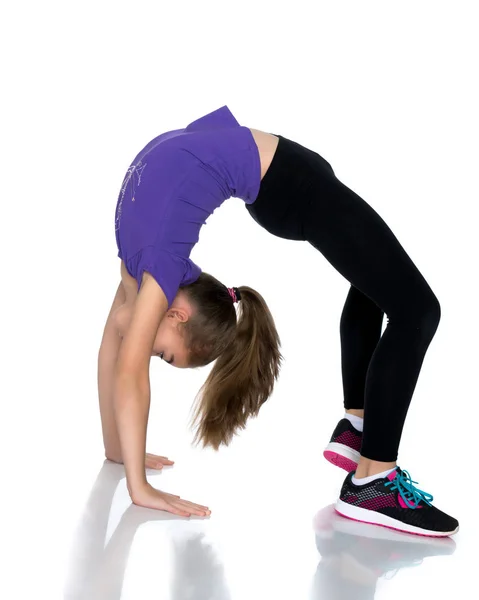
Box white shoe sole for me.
[324,442,360,471]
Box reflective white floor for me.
[52,368,476,600]
[60,445,473,600]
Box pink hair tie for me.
[227,287,241,303]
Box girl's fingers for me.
[145,453,175,469]
[146,453,174,462]
[173,503,205,517]
[176,499,211,513]
[145,459,164,470]
[167,503,191,517]
[158,456,174,463]
[159,491,206,506]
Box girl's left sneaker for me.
[335,467,459,537]
[324,418,362,472]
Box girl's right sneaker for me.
[335,467,459,537]
[324,418,362,472]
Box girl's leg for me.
[301,171,441,470]
[324,285,383,470]
[246,134,457,535]
[246,136,439,466]
[340,285,384,414]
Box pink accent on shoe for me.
[323,450,357,472]
[398,494,423,509]
[358,496,397,510]
[387,470,398,481]
[334,508,451,538]
[334,430,362,451]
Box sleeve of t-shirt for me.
[182,256,202,286]
[127,246,189,308]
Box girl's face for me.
[115,292,193,369]
[152,308,191,369]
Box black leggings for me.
[246,134,440,462]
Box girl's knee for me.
[413,293,441,342]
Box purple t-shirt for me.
[114,105,261,307]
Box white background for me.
[2,1,478,598]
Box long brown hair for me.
[178,272,283,450]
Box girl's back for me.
[114,105,262,304]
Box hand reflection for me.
[63,460,230,600]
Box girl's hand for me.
[145,453,174,470]
[131,483,211,517]
[106,453,174,470]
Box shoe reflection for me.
[63,460,230,600]
[311,504,456,600]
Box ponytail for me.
[188,285,283,450]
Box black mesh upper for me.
[330,418,362,443]
[340,471,459,534]
[377,505,458,532]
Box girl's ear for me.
[168,308,189,323]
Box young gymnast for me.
[98,105,458,537]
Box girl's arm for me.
[107,268,211,516]
[113,271,169,497]
[98,281,126,461]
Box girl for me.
[98,105,458,537]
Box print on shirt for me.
[115,159,148,232]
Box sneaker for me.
[324,418,362,472]
[335,467,459,537]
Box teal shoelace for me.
[384,469,434,508]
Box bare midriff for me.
[247,128,280,181]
